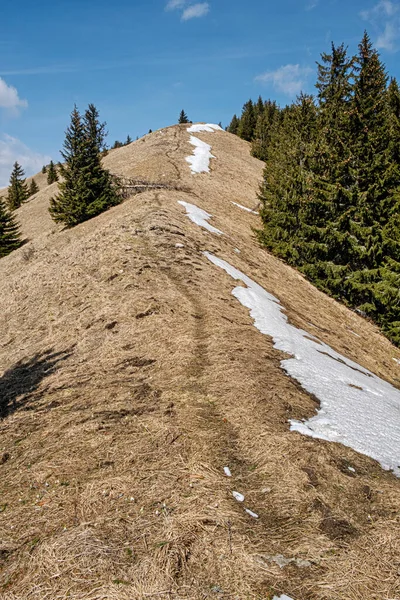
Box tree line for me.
[228,32,400,346]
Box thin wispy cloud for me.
[255,64,312,96]
[0,77,27,115]
[165,0,210,21]
[182,3,209,20]
[306,0,319,10]
[0,134,51,187]
[361,1,400,51]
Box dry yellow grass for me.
[0,125,399,600]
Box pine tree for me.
[0,198,22,258]
[237,100,256,141]
[42,165,47,174]
[7,162,29,210]
[85,103,107,152]
[251,100,279,161]
[47,161,59,185]
[148,129,153,134]
[49,105,121,228]
[258,95,317,263]
[178,110,189,124]
[227,114,240,135]
[126,135,132,145]
[29,179,39,196]
[300,42,356,287]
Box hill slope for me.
[0,125,399,600]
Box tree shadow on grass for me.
[0,348,73,419]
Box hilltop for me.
[0,124,399,600]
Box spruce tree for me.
[49,105,121,228]
[7,162,29,210]
[227,114,240,135]
[252,100,279,161]
[300,42,356,289]
[0,198,22,257]
[178,110,189,124]
[29,179,39,196]
[85,103,107,152]
[237,100,256,141]
[258,95,317,263]
[47,161,59,184]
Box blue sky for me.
[1,0,400,185]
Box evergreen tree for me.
[112,140,123,149]
[49,105,121,228]
[6,162,29,210]
[148,129,153,134]
[47,161,59,184]
[227,114,240,135]
[300,42,356,286]
[29,179,39,196]
[85,103,107,152]
[0,198,22,257]
[126,134,132,145]
[42,165,47,174]
[252,100,279,161]
[178,110,189,124]
[258,95,317,263]
[237,100,256,141]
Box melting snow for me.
[231,201,258,215]
[273,596,295,600]
[245,508,259,519]
[187,123,223,133]
[185,124,221,174]
[178,201,223,235]
[224,467,232,477]
[204,252,400,477]
[232,491,245,502]
[186,136,215,174]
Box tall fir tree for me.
[47,161,59,184]
[0,198,22,258]
[29,179,39,197]
[7,162,29,210]
[300,42,356,288]
[258,95,317,264]
[49,105,121,228]
[251,100,279,161]
[237,100,256,141]
[227,114,240,135]
[178,110,189,124]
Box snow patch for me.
[232,491,245,502]
[186,136,215,174]
[204,252,400,477]
[234,248,241,254]
[178,201,223,235]
[187,123,223,133]
[245,508,259,519]
[224,467,232,477]
[273,596,295,600]
[231,201,258,215]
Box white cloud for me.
[361,1,400,51]
[181,2,209,20]
[0,78,27,114]
[165,0,210,21]
[0,134,51,188]
[165,0,186,10]
[306,0,319,10]
[255,64,312,96]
